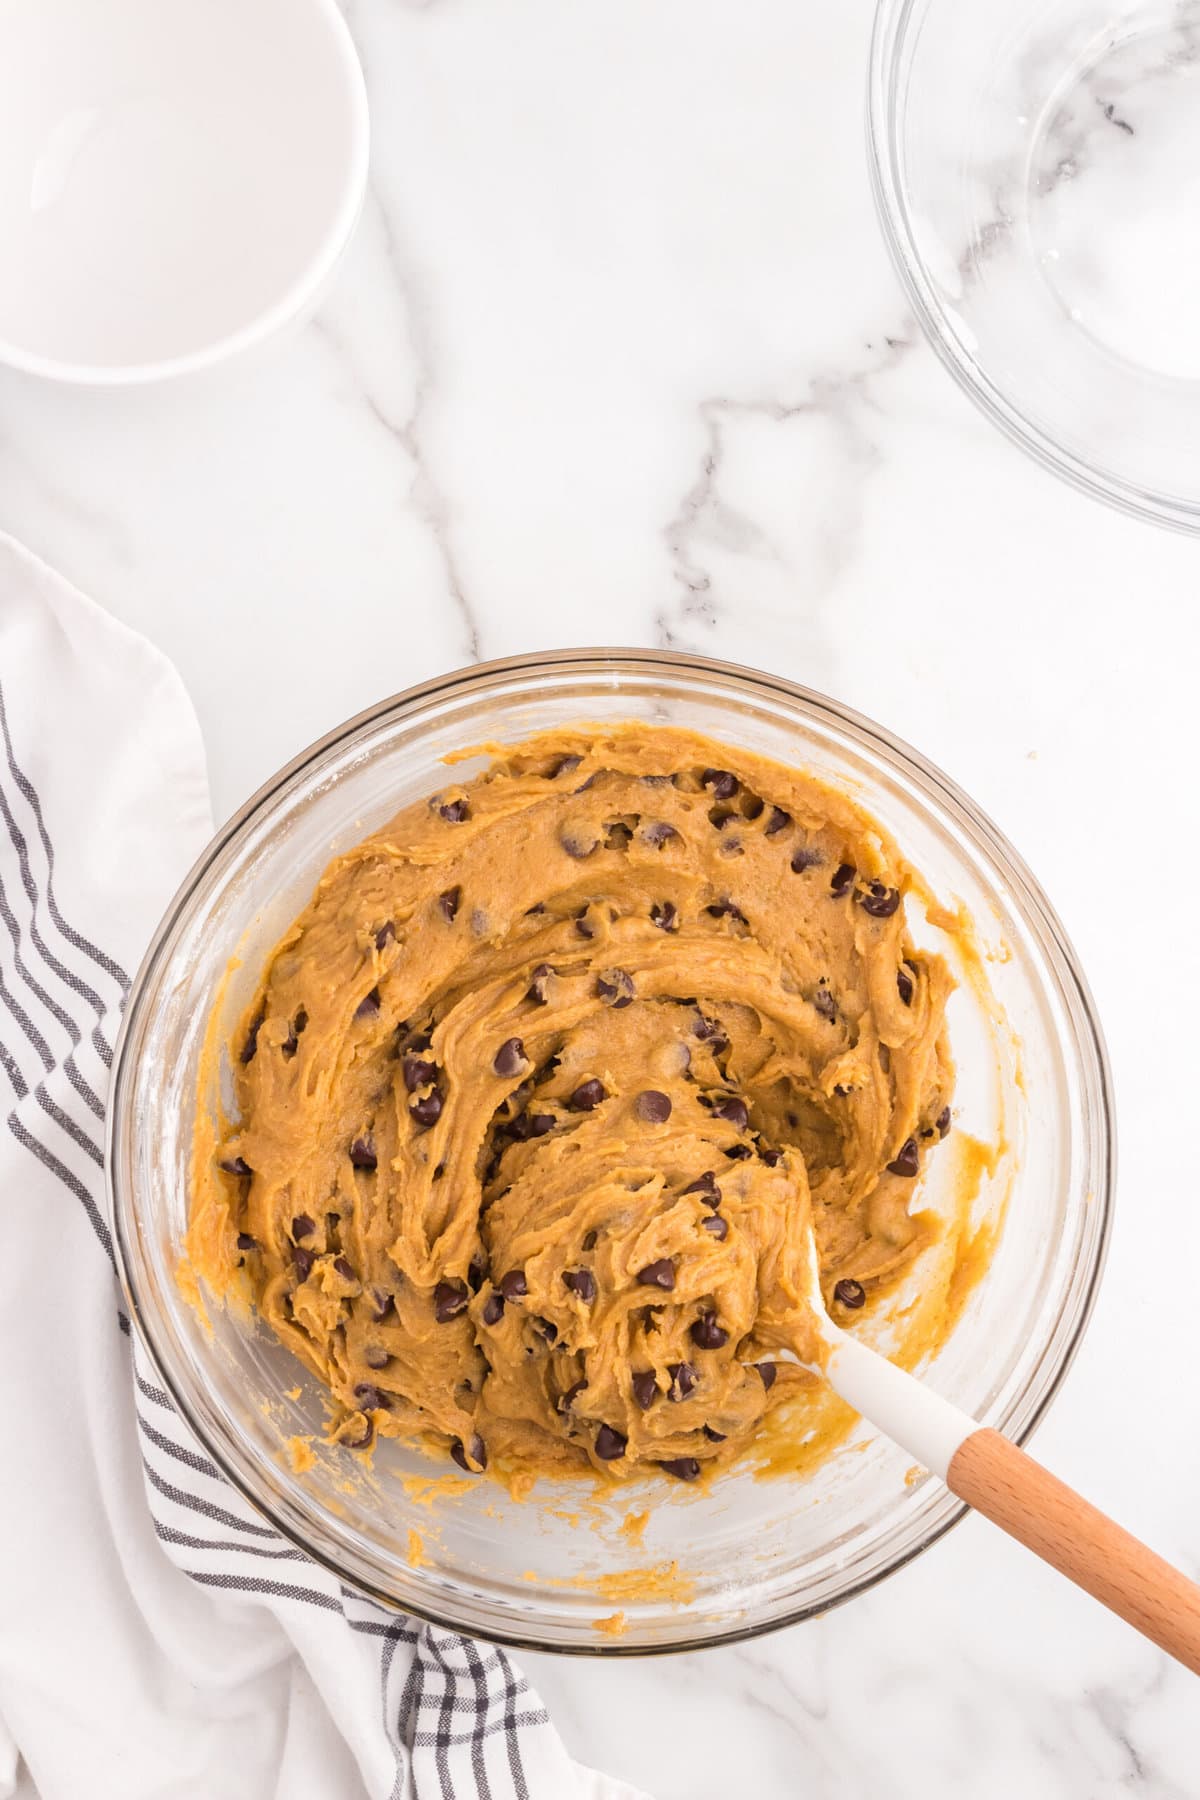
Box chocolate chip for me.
[667,1362,697,1401]
[887,1136,920,1178]
[705,899,748,924]
[834,1278,866,1309]
[281,1007,307,1058]
[291,1213,315,1240]
[561,827,599,860]
[701,769,739,801]
[219,1156,251,1177]
[897,966,914,1005]
[712,1095,749,1131]
[596,969,635,1008]
[437,886,461,923]
[595,1424,627,1460]
[434,1280,469,1322]
[563,1268,597,1302]
[509,1109,556,1140]
[375,921,396,950]
[790,846,821,873]
[690,1313,728,1350]
[683,1171,721,1203]
[756,1362,777,1391]
[340,1416,374,1451]
[353,1382,385,1410]
[409,1089,444,1129]
[568,1078,607,1112]
[334,1256,358,1284]
[574,907,595,939]
[644,821,678,847]
[438,798,470,823]
[812,986,836,1021]
[557,1379,587,1415]
[482,1291,505,1325]
[355,987,381,1019]
[582,1229,598,1251]
[526,962,554,1005]
[660,1457,701,1482]
[349,1135,377,1170]
[534,1316,558,1343]
[724,1144,752,1161]
[370,1288,395,1321]
[701,1213,728,1240]
[292,1245,315,1281]
[636,1259,676,1291]
[498,1270,528,1302]
[761,1147,783,1168]
[635,1089,672,1123]
[451,1433,487,1472]
[549,754,583,779]
[702,1425,727,1442]
[241,1006,265,1065]
[858,881,901,919]
[765,806,791,836]
[401,1054,436,1094]
[493,1037,528,1078]
[650,900,678,932]
[692,1013,729,1052]
[936,1105,952,1138]
[236,1232,257,1251]
[364,1344,391,1369]
[631,1371,658,1410]
[830,862,856,897]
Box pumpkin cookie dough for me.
[187,724,955,1484]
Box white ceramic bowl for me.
[0,0,369,383]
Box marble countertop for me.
[4,2,1197,1793]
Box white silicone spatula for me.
[796,1231,1200,1674]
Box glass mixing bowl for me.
[108,650,1112,1654]
[870,0,1200,530]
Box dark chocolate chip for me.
[375,921,396,950]
[812,986,836,1022]
[701,1213,728,1240]
[636,1259,676,1291]
[660,1457,701,1482]
[582,1229,598,1251]
[526,962,554,1005]
[683,1171,721,1203]
[549,754,583,779]
[791,846,822,873]
[403,1054,438,1093]
[596,968,635,1008]
[705,899,748,924]
[690,1313,728,1350]
[936,1105,952,1139]
[482,1291,505,1326]
[635,1089,672,1123]
[761,1147,783,1168]
[756,1362,777,1391]
[563,1268,597,1302]
[724,1145,752,1161]
[409,1089,444,1129]
[574,907,595,939]
[830,862,856,897]
[340,1416,374,1451]
[437,886,462,923]
[568,1078,607,1112]
[364,1344,391,1369]
[334,1256,357,1284]
[509,1109,556,1141]
[644,821,679,847]
[370,1288,395,1321]
[438,798,470,823]
[712,1095,749,1132]
[667,1362,697,1401]
[858,881,901,919]
[692,1013,729,1050]
[897,966,914,1005]
[498,1270,528,1302]
[434,1280,469,1322]
[493,1037,528,1078]
[219,1156,251,1177]
[353,1382,385,1410]
[701,769,739,801]
[281,1008,307,1059]
[349,1135,377,1170]
[702,1425,727,1442]
[292,1245,315,1281]
[834,1278,866,1309]
[887,1136,920,1178]
[561,827,599,860]
[291,1213,315,1240]
[631,1371,659,1410]
[595,1424,627,1461]
[451,1433,488,1472]
[765,806,791,836]
[356,987,381,1019]
[240,1006,265,1065]
[557,1379,587,1415]
[236,1232,257,1251]
[534,1316,558,1343]
[650,900,678,932]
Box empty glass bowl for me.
[870,0,1200,529]
[109,651,1113,1652]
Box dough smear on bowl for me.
[187,724,955,1484]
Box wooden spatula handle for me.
[948,1429,1200,1674]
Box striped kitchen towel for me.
[0,536,647,1800]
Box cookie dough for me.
[187,724,954,1484]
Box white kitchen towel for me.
[0,535,646,1800]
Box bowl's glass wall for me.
[110,653,1111,1652]
[871,0,1200,529]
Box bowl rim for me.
[866,0,1200,535]
[107,646,1116,1654]
[0,0,370,386]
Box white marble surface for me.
[4,2,1199,1794]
